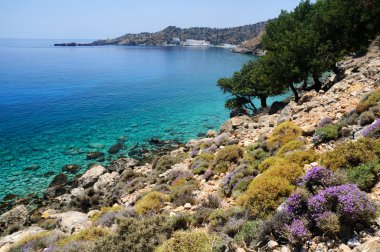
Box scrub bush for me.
[313,124,341,144]
[266,121,302,151]
[347,162,380,191]
[215,145,243,164]
[362,119,380,138]
[356,88,380,113]
[277,140,306,156]
[359,111,375,126]
[190,153,214,174]
[134,191,169,215]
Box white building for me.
[182,39,211,47]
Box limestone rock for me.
[353,237,380,252]
[339,244,352,252]
[93,172,119,191]
[44,173,68,198]
[0,205,29,234]
[108,158,139,173]
[0,226,45,252]
[51,211,89,233]
[78,164,106,188]
[267,240,279,249]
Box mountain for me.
[54,21,268,47]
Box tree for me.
[217,59,287,114]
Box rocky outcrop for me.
[353,237,380,252]
[93,172,119,191]
[108,158,139,173]
[77,164,106,188]
[0,205,28,234]
[44,173,68,198]
[50,211,89,233]
[0,226,45,252]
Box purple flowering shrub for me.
[362,119,380,138]
[282,166,377,244]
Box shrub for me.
[362,119,380,138]
[356,88,380,113]
[277,140,306,156]
[313,124,341,144]
[266,121,302,151]
[155,230,218,252]
[90,205,123,223]
[318,117,333,127]
[347,162,380,191]
[190,153,214,174]
[284,150,319,167]
[134,191,169,215]
[154,154,185,172]
[234,220,259,247]
[258,156,287,173]
[264,162,303,184]
[257,212,290,245]
[370,104,380,117]
[285,218,311,245]
[314,211,340,235]
[170,181,197,206]
[301,166,347,193]
[202,194,221,209]
[215,145,243,164]
[238,176,294,218]
[95,207,136,227]
[359,111,375,126]
[8,230,64,252]
[340,111,359,126]
[209,209,229,228]
[56,227,109,246]
[220,164,257,197]
[213,161,230,174]
[322,138,380,170]
[94,215,173,252]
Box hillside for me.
[2,40,380,252]
[54,22,267,47]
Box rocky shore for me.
[1,41,380,252]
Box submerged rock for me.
[86,151,105,160]
[108,142,124,154]
[62,164,81,174]
[108,158,139,173]
[44,173,68,198]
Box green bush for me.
[94,215,173,252]
[322,138,380,170]
[313,124,341,143]
[170,181,197,206]
[90,205,123,223]
[238,175,294,218]
[134,191,169,215]
[215,145,244,164]
[9,230,64,252]
[155,230,218,252]
[284,149,319,167]
[266,121,302,151]
[234,220,259,247]
[258,156,287,173]
[356,88,380,113]
[348,162,380,191]
[190,153,214,174]
[264,162,303,184]
[359,111,375,126]
[277,140,306,156]
[154,154,186,172]
[56,227,109,246]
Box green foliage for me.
[134,191,169,215]
[348,162,380,191]
[284,149,319,167]
[313,124,341,143]
[215,145,244,164]
[356,88,380,113]
[264,162,303,184]
[277,140,306,156]
[266,121,302,151]
[56,228,109,246]
[359,111,375,126]
[191,153,214,175]
[155,230,218,252]
[90,205,123,223]
[322,138,380,170]
[170,181,197,206]
[234,220,259,247]
[9,230,64,252]
[258,156,287,173]
[94,215,173,252]
[154,154,186,172]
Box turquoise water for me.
[0,39,282,202]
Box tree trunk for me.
[259,96,267,108]
[302,78,308,90]
[289,83,299,102]
[312,74,322,91]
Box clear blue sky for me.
[0,0,302,39]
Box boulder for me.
[0,205,29,234]
[86,152,105,160]
[44,173,68,198]
[0,226,45,252]
[269,101,288,115]
[51,211,89,233]
[206,130,217,138]
[108,142,124,154]
[108,158,139,173]
[353,237,380,252]
[62,164,81,174]
[78,164,106,188]
[93,172,119,191]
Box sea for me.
[0,38,286,204]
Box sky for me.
[0,0,302,39]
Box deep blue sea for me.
[0,38,284,202]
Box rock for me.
[41,209,57,219]
[0,205,29,234]
[353,237,380,252]
[169,212,176,217]
[78,165,106,188]
[236,248,245,252]
[280,246,291,252]
[70,187,85,197]
[278,108,293,123]
[206,130,217,138]
[108,142,124,154]
[2,194,17,201]
[299,91,318,104]
[341,127,352,137]
[51,211,89,233]
[339,244,352,252]
[348,237,361,248]
[93,172,119,191]
[269,101,288,115]
[302,126,316,136]
[184,203,192,210]
[108,158,139,173]
[0,226,45,252]
[86,152,105,160]
[267,240,279,249]
[87,210,100,219]
[44,173,68,198]
[62,164,81,174]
